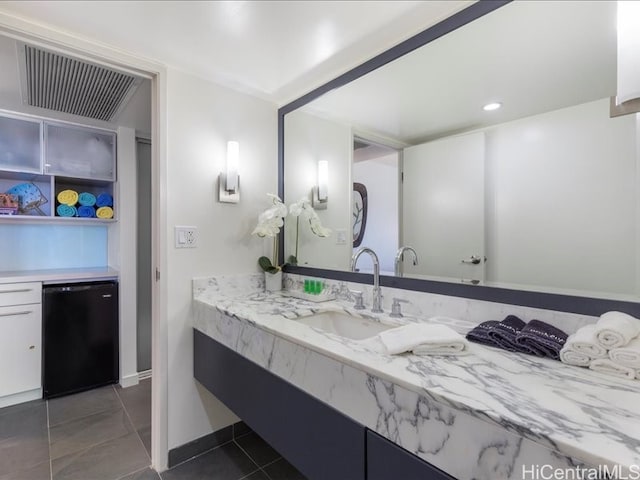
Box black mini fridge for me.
[43,281,119,398]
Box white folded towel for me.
[378,323,468,355]
[563,324,607,359]
[609,337,640,369]
[594,311,640,349]
[589,358,636,380]
[559,347,591,367]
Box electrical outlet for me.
[175,226,198,248]
[336,229,347,245]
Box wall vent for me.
[19,43,141,122]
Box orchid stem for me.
[295,216,299,260]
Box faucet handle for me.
[390,297,409,318]
[350,290,365,310]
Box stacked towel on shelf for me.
[56,204,76,217]
[560,324,607,360]
[487,315,527,352]
[466,320,500,347]
[77,205,96,218]
[515,320,568,360]
[78,192,97,207]
[376,323,469,356]
[594,311,640,349]
[589,358,636,380]
[96,206,114,219]
[96,193,113,207]
[609,338,640,369]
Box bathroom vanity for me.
[193,274,640,480]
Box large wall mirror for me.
[281,0,640,305]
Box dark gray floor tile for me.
[168,426,232,468]
[52,431,150,480]
[116,380,152,430]
[48,385,121,426]
[138,424,152,457]
[241,471,270,480]
[0,459,51,480]
[0,432,50,477]
[232,421,252,438]
[50,407,135,459]
[118,467,161,480]
[0,399,47,441]
[235,433,281,467]
[263,458,307,480]
[162,443,259,480]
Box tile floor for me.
[0,380,306,480]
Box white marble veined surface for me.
[192,274,640,480]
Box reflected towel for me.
[57,189,78,206]
[96,206,114,219]
[378,323,468,355]
[56,204,76,217]
[563,324,607,359]
[96,193,113,207]
[487,315,527,352]
[515,320,568,360]
[466,321,500,347]
[609,338,640,369]
[77,205,96,218]
[559,347,591,367]
[78,192,96,206]
[594,311,640,349]
[589,358,636,380]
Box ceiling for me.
[301,1,618,145]
[0,0,472,105]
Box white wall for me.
[284,109,351,270]
[165,68,277,450]
[352,153,399,273]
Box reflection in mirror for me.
[284,1,640,299]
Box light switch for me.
[175,226,198,248]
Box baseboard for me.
[167,421,254,468]
[120,373,139,388]
[0,388,42,408]
[138,369,152,381]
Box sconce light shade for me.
[312,160,328,209]
[617,1,640,105]
[219,140,240,203]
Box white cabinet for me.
[45,123,116,181]
[0,282,42,406]
[0,114,42,174]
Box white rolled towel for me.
[594,311,640,349]
[559,346,591,367]
[563,324,607,359]
[589,358,636,380]
[378,323,468,355]
[609,337,640,369]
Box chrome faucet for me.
[394,246,418,277]
[350,247,383,313]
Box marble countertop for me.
[0,267,119,284]
[194,283,640,473]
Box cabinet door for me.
[0,304,42,397]
[45,123,116,181]
[366,430,455,480]
[0,115,42,174]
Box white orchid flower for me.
[252,193,288,239]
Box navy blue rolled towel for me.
[466,320,501,347]
[488,315,529,352]
[515,320,568,360]
[77,205,96,218]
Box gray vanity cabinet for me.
[366,430,455,480]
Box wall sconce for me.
[312,160,328,210]
[616,1,640,105]
[219,140,240,203]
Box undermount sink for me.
[297,312,394,340]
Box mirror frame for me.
[278,0,640,318]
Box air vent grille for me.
[23,44,137,122]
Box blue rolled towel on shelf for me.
[488,315,529,352]
[56,204,77,217]
[466,320,501,347]
[96,193,113,207]
[78,192,96,206]
[77,205,96,218]
[515,320,568,360]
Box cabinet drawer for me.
[0,282,42,306]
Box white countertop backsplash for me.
[193,273,640,480]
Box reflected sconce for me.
[616,1,640,105]
[219,140,240,203]
[312,160,328,210]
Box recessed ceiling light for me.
[483,102,502,111]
